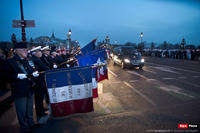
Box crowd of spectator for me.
[142,49,200,61]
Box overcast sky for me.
[0,0,200,46]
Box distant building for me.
[32,33,70,48]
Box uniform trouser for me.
[14,95,34,133]
[34,87,45,118]
[44,87,50,104]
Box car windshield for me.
[122,48,140,56]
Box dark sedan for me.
[110,46,144,69]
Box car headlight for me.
[141,58,144,63]
[124,58,130,63]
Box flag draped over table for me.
[45,67,94,117]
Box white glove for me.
[53,64,57,69]
[17,73,27,80]
[66,64,70,68]
[32,71,39,77]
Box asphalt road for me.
[0,57,200,133]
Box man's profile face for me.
[15,48,28,58]
[43,50,50,56]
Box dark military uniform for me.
[48,56,58,68]
[6,54,35,133]
[40,54,51,68]
[0,55,7,90]
[55,55,64,65]
[31,55,50,118]
[60,54,69,61]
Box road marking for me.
[174,79,200,88]
[162,77,200,87]
[159,86,195,99]
[150,66,180,74]
[178,77,186,79]
[162,77,174,80]
[127,71,160,82]
[108,69,118,77]
[129,80,139,83]
[144,69,157,74]
[146,62,200,74]
[123,81,156,106]
[148,79,197,100]
[192,76,200,78]
[126,70,198,99]
[146,79,156,81]
[127,71,148,80]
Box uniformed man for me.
[30,46,50,123]
[6,42,40,133]
[40,46,51,68]
[60,48,68,61]
[0,47,8,91]
[49,46,58,68]
[55,48,65,65]
[40,46,52,105]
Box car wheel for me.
[121,62,125,69]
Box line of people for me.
[143,49,200,61]
[0,42,80,133]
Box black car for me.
[110,46,144,69]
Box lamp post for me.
[105,35,110,48]
[181,38,185,50]
[140,32,143,43]
[66,29,72,50]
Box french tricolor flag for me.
[45,67,94,117]
[92,67,98,98]
[94,58,108,82]
[97,65,108,82]
[77,48,108,89]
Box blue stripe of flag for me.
[45,67,92,88]
[77,49,106,67]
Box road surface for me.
[0,57,200,133]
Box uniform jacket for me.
[40,54,51,68]
[31,55,49,89]
[6,54,35,98]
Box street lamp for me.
[68,29,72,36]
[66,29,72,50]
[140,32,143,43]
[105,35,110,48]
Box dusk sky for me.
[0,0,200,46]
